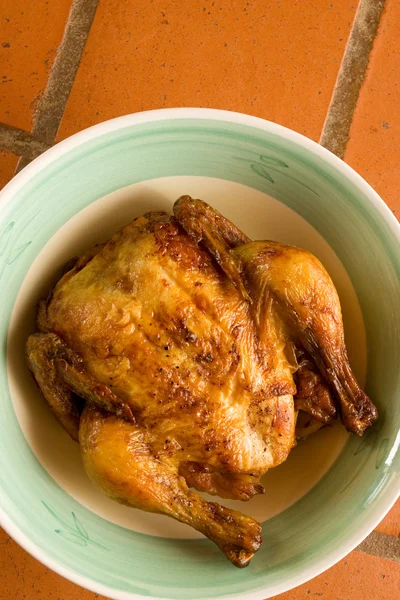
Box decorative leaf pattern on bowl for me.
[234,153,320,196]
[42,501,107,549]
[0,221,32,280]
[339,409,389,496]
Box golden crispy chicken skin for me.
[26,196,378,567]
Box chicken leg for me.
[174,196,378,436]
[80,404,262,567]
[235,241,378,435]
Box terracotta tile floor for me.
[57,0,356,142]
[345,0,400,215]
[0,0,399,598]
[0,0,73,131]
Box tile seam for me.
[11,0,99,174]
[30,0,100,147]
[0,123,50,160]
[319,0,386,158]
[357,531,400,562]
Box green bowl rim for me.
[0,108,399,600]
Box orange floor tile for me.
[0,150,18,189]
[58,0,356,142]
[277,551,400,600]
[345,0,400,216]
[0,0,72,131]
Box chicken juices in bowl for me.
[1,109,399,600]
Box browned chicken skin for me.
[26,196,378,567]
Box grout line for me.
[0,123,50,160]
[357,531,400,562]
[14,0,99,175]
[28,0,99,147]
[319,0,386,159]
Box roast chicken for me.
[26,196,378,567]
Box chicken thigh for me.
[27,196,378,567]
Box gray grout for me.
[30,0,99,147]
[10,0,99,175]
[357,531,400,562]
[319,0,386,158]
[0,123,50,161]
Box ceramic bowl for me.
[0,109,399,600]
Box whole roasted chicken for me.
[27,197,378,567]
